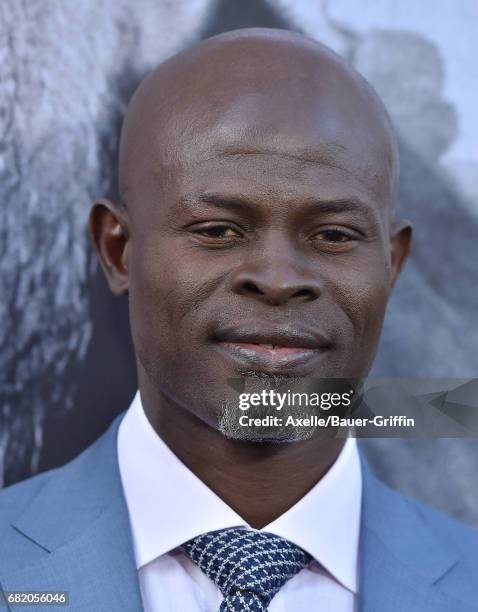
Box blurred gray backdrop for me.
[1,0,477,526]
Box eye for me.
[193,224,242,239]
[315,228,354,242]
[309,226,360,251]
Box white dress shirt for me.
[117,390,361,612]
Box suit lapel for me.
[0,413,144,612]
[359,459,475,612]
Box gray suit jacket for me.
[1,412,477,611]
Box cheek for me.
[330,258,391,347]
[127,238,224,364]
[129,242,191,346]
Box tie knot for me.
[183,528,311,611]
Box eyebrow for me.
[178,193,378,218]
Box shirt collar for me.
[118,390,361,594]
[264,429,362,593]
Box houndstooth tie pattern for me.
[183,528,312,611]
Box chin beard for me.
[218,406,317,443]
[217,372,317,443]
[216,371,357,443]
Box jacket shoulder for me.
[0,414,124,571]
[0,412,124,523]
[410,491,478,569]
[371,472,478,576]
[362,457,478,591]
[0,469,58,523]
[0,468,59,565]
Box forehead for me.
[121,41,396,212]
[140,109,393,217]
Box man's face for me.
[122,68,403,434]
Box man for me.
[0,28,477,612]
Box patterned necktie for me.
[183,528,312,611]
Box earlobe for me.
[390,219,413,288]
[88,198,130,295]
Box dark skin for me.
[89,29,411,528]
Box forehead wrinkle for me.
[203,148,348,167]
[183,150,391,206]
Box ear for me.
[88,198,130,295]
[390,218,412,288]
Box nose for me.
[230,243,322,306]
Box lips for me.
[212,323,332,373]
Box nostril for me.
[294,288,316,301]
[242,281,263,295]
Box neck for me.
[140,380,346,529]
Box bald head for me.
[119,28,398,215]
